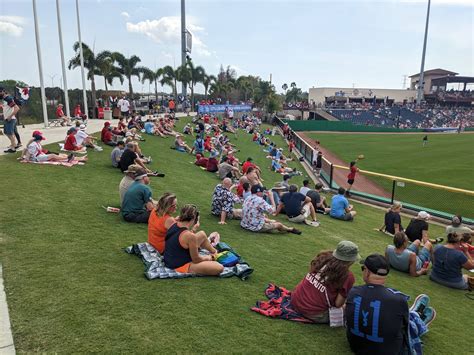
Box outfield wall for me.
[282,120,423,132]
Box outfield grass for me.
[306,132,474,219]
[0,119,471,353]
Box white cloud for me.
[126,16,211,57]
[0,16,26,37]
[121,11,130,18]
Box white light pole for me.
[32,0,49,128]
[417,0,431,104]
[75,0,88,117]
[181,0,186,98]
[56,0,71,117]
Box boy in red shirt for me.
[64,127,83,151]
[346,161,359,197]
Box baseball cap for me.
[32,130,43,137]
[134,168,148,180]
[124,164,141,174]
[33,134,45,141]
[361,254,390,276]
[79,124,86,130]
[333,241,360,262]
[251,185,266,194]
[417,211,431,220]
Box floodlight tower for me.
[181,0,187,98]
[417,0,431,104]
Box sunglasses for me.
[361,265,366,272]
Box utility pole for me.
[32,0,49,128]
[76,0,89,117]
[56,0,71,117]
[417,0,431,104]
[402,75,408,89]
[181,0,186,98]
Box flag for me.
[17,87,30,101]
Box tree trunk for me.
[191,81,195,111]
[154,79,158,103]
[173,79,177,99]
[104,77,108,93]
[205,87,208,101]
[128,76,133,97]
[91,76,97,119]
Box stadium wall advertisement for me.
[281,120,423,132]
[197,104,252,114]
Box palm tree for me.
[69,42,112,118]
[237,77,253,102]
[254,80,276,113]
[162,65,177,98]
[290,82,297,89]
[187,59,206,110]
[282,83,288,93]
[141,67,163,102]
[202,74,216,101]
[95,56,123,92]
[176,65,192,98]
[112,52,142,97]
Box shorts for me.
[121,111,130,117]
[407,243,431,265]
[230,209,242,220]
[3,119,16,135]
[331,213,353,221]
[288,205,311,223]
[259,222,280,232]
[176,147,186,152]
[304,311,329,324]
[34,154,49,162]
[347,179,355,185]
[175,262,191,273]
[430,273,468,290]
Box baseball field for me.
[305,132,474,219]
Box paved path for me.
[0,265,15,354]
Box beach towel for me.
[58,143,87,154]
[251,283,314,323]
[20,159,84,167]
[124,242,253,281]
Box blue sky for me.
[1,0,472,94]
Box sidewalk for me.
[0,265,15,354]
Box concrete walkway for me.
[0,265,15,354]
[0,119,106,156]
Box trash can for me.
[104,108,112,120]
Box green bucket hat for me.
[333,241,361,262]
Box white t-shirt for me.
[228,108,234,118]
[299,186,310,196]
[27,142,43,159]
[118,99,130,113]
[75,130,89,146]
[2,98,17,120]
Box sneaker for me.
[421,306,436,326]
[429,237,444,244]
[410,294,430,314]
[4,148,16,153]
[67,153,74,162]
[15,143,22,149]
[94,146,103,152]
[289,228,302,235]
[309,221,320,227]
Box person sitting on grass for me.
[242,182,251,200]
[299,180,311,196]
[405,211,430,243]
[379,202,403,235]
[218,156,241,180]
[119,142,151,173]
[275,185,319,227]
[281,174,291,190]
[430,232,474,290]
[64,127,84,151]
[76,124,103,151]
[244,166,262,187]
[211,178,242,225]
[24,133,84,163]
[385,232,431,277]
[330,187,356,221]
[121,168,154,223]
[119,164,141,206]
[191,135,205,155]
[291,241,359,323]
[194,153,208,168]
[111,141,125,168]
[206,150,219,173]
[306,183,331,214]
[148,192,177,254]
[241,185,301,235]
[163,204,224,275]
[174,134,192,153]
[101,121,117,146]
[445,215,473,237]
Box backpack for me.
[215,251,240,267]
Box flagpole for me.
[75,0,88,118]
[56,0,70,117]
[181,0,186,98]
[32,0,49,128]
[417,0,431,104]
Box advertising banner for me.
[198,104,252,114]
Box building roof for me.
[409,68,458,78]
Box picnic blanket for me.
[58,143,87,154]
[20,159,84,167]
[251,283,314,323]
[124,242,254,280]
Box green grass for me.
[306,132,474,219]
[0,119,471,353]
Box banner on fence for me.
[198,104,252,114]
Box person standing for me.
[346,161,359,197]
[1,87,20,153]
[345,254,410,354]
[422,135,428,147]
[118,96,130,118]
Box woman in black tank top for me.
[163,204,224,276]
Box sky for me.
[0,0,473,95]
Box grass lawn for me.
[0,118,471,353]
[306,132,474,219]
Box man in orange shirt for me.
[168,99,176,113]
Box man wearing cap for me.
[55,103,72,126]
[211,178,243,225]
[405,211,430,243]
[121,168,154,223]
[1,87,20,153]
[119,164,141,206]
[76,124,102,151]
[276,185,319,227]
[306,183,331,214]
[241,185,301,234]
[345,254,410,354]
